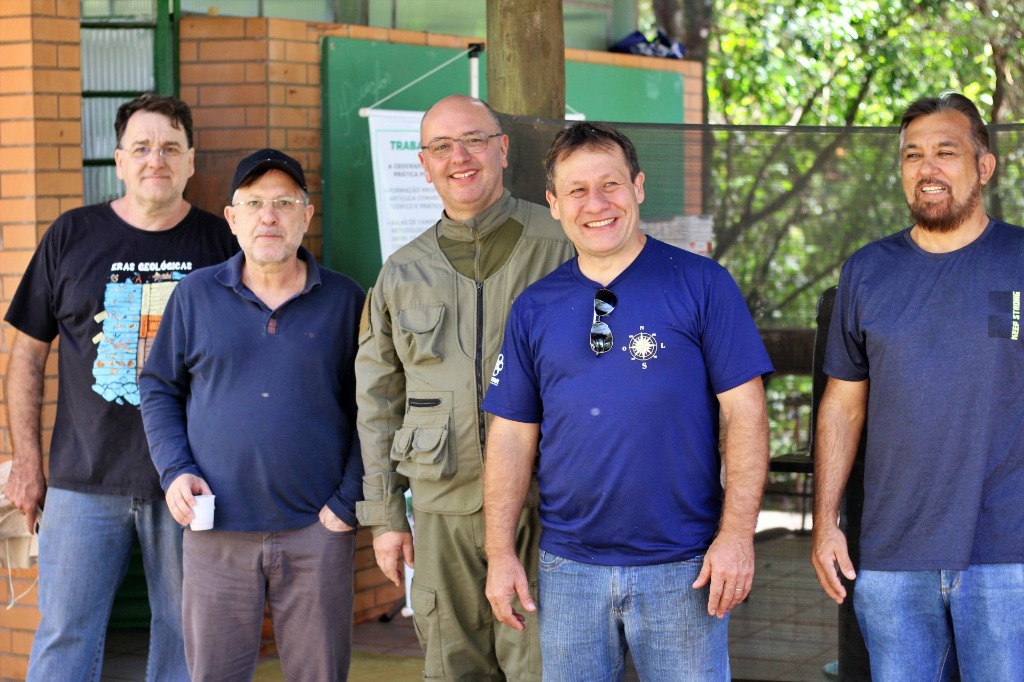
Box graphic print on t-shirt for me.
[91,262,191,405]
[988,289,1023,341]
[626,326,664,369]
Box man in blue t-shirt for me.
[482,122,773,681]
[812,92,1024,680]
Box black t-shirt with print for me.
[5,202,238,499]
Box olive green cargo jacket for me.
[355,192,574,534]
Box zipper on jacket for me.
[475,281,486,453]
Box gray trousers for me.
[182,521,355,682]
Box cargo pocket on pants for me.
[411,583,445,679]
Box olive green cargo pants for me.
[410,502,541,681]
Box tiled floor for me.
[729,529,838,681]
[101,511,838,681]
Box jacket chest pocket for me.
[390,412,455,481]
[397,304,445,365]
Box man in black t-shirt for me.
[3,94,237,681]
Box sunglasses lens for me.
[594,288,617,316]
[590,322,613,354]
[590,288,617,355]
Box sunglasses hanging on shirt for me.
[590,288,617,355]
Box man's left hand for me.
[692,529,755,618]
[485,552,536,631]
[319,505,355,533]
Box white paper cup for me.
[190,495,215,531]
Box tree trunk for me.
[486,0,565,118]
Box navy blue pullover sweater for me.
[140,248,365,531]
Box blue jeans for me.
[538,550,729,682]
[29,488,187,682]
[855,565,1024,681]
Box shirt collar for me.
[215,246,321,295]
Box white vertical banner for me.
[366,109,444,261]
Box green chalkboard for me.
[321,39,483,288]
[321,37,688,287]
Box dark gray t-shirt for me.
[826,219,1024,570]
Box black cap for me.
[231,148,307,193]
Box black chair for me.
[768,285,837,530]
[768,286,873,680]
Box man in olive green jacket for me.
[355,95,574,680]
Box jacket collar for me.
[438,190,515,242]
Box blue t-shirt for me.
[825,220,1024,570]
[483,237,773,566]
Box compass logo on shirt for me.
[624,326,663,369]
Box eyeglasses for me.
[231,198,306,214]
[590,288,617,355]
[122,145,186,160]
[421,133,502,159]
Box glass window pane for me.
[84,166,122,205]
[82,0,156,21]
[264,0,333,21]
[181,1,335,21]
[391,0,484,37]
[180,0,258,16]
[81,28,155,92]
[83,97,133,160]
[564,7,611,50]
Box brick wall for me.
[0,0,82,676]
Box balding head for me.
[417,95,509,222]
[421,95,502,134]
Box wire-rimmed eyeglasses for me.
[421,133,502,159]
[122,145,186,160]
[590,288,617,355]
[231,198,306,215]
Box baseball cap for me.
[231,148,307,193]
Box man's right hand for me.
[372,530,414,587]
[3,463,46,534]
[165,474,212,526]
[811,523,856,604]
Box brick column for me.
[178,15,268,218]
[0,0,82,678]
[180,16,327,254]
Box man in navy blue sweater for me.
[140,149,364,681]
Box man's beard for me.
[908,176,983,234]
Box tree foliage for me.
[663,0,1024,126]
